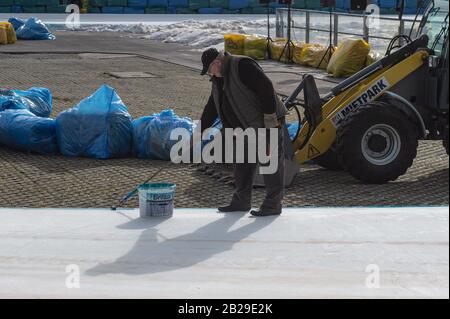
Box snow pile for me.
[79,18,275,49]
[70,14,415,52]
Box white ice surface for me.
[0,206,448,298]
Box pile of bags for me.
[0,85,197,161]
[6,17,55,40]
[268,39,335,70]
[0,83,299,160]
[225,33,381,77]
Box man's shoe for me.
[218,204,251,213]
[250,209,281,217]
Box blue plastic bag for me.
[0,109,58,155]
[15,17,55,40]
[285,122,301,141]
[7,17,25,31]
[0,88,52,117]
[56,85,133,159]
[132,110,195,160]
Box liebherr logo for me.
[332,77,390,127]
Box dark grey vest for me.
[211,54,287,129]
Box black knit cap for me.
[200,48,220,75]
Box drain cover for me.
[105,71,160,79]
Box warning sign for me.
[308,144,321,159]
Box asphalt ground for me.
[0,34,448,209]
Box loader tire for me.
[336,101,419,184]
[313,146,343,171]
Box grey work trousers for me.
[230,126,286,213]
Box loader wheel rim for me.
[361,124,401,166]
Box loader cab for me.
[399,0,450,113]
[419,0,449,56]
[419,0,449,111]
[415,0,449,151]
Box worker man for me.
[199,48,289,217]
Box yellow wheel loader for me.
[285,0,449,184]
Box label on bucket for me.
[146,192,174,202]
[141,200,174,217]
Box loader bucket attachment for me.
[303,75,323,131]
[284,74,323,133]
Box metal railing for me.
[275,8,418,51]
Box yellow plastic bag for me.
[269,39,304,63]
[365,50,383,67]
[268,38,284,61]
[298,43,333,69]
[224,34,246,55]
[269,38,287,61]
[0,27,7,45]
[0,22,17,44]
[292,41,305,65]
[244,35,267,60]
[327,39,370,77]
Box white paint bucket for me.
[138,183,176,218]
